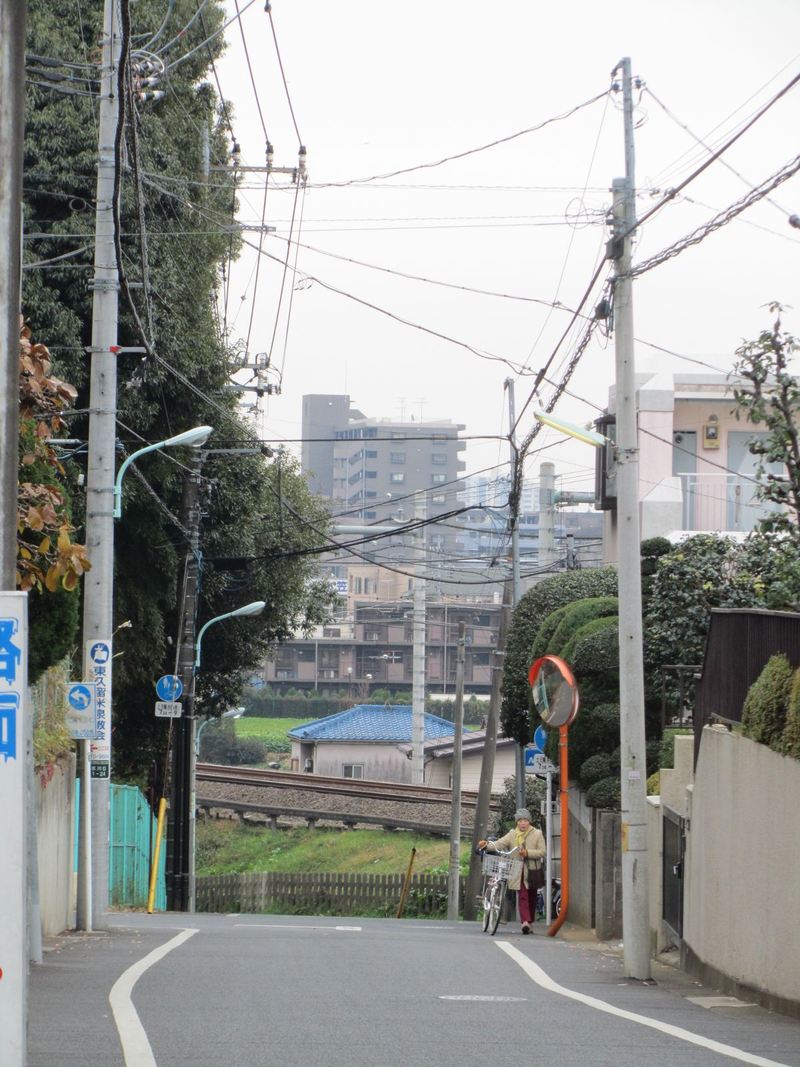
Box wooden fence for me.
[196,870,465,917]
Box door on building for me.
[662,806,685,945]
[672,431,697,529]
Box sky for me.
[210,0,800,508]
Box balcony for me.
[679,473,780,534]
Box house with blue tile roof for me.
[288,704,455,782]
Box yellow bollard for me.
[395,847,417,918]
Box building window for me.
[390,472,405,483]
[365,450,378,458]
[365,470,377,479]
[390,452,406,464]
[343,764,364,779]
[365,491,377,498]
[432,493,446,503]
[364,510,377,519]
[432,453,448,465]
[432,474,447,484]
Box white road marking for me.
[233,923,362,932]
[440,995,527,1002]
[689,996,757,1009]
[109,928,198,1066]
[496,942,792,1067]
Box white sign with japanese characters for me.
[85,638,112,778]
[0,592,28,1057]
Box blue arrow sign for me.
[156,674,183,702]
[533,725,548,753]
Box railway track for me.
[196,763,496,809]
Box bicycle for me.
[479,847,523,936]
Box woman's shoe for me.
[521,923,531,935]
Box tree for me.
[733,306,800,538]
[23,0,339,775]
[17,322,89,680]
[741,654,793,753]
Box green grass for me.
[196,822,470,878]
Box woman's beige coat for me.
[485,825,546,890]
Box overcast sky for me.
[213,0,800,505]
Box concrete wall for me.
[35,755,76,936]
[594,810,622,940]
[566,788,594,929]
[684,726,800,1008]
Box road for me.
[28,914,800,1067]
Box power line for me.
[266,1,302,145]
[315,90,609,187]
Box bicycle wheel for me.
[481,878,493,931]
[489,881,504,935]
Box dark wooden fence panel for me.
[196,871,462,917]
[694,608,800,762]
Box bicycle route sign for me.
[156,674,183,701]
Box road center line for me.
[233,923,362,932]
[495,942,792,1067]
[109,928,198,1066]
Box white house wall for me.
[424,746,516,793]
[291,739,410,783]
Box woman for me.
[479,808,545,934]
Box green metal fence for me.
[109,784,166,910]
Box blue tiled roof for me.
[288,704,456,743]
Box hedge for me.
[564,616,619,673]
[741,654,794,752]
[546,596,619,659]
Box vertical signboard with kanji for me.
[85,638,112,778]
[0,592,28,1060]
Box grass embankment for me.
[234,716,307,742]
[196,822,469,878]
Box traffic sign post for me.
[155,701,182,719]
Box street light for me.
[195,600,266,668]
[187,599,265,911]
[533,410,607,448]
[113,425,213,518]
[195,708,243,757]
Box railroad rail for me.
[196,763,497,809]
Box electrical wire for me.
[165,0,259,73]
[316,91,610,187]
[266,1,302,145]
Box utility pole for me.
[505,378,526,811]
[411,494,426,784]
[447,621,466,920]
[538,462,557,570]
[463,579,512,920]
[167,451,204,911]
[612,56,650,980]
[78,0,121,932]
[0,3,28,1059]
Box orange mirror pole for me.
[547,723,569,937]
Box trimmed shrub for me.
[578,752,615,791]
[545,702,620,774]
[530,604,572,660]
[647,771,660,795]
[741,654,794,752]
[548,597,619,659]
[585,775,621,810]
[502,567,618,744]
[200,724,267,765]
[783,669,800,759]
[567,616,619,673]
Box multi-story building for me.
[259,599,501,697]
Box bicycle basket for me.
[481,853,523,880]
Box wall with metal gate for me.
[109,784,166,911]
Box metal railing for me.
[678,473,778,533]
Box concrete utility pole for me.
[538,462,557,570]
[505,378,526,811]
[411,495,426,784]
[167,451,204,911]
[0,3,28,1060]
[78,0,121,931]
[447,621,466,921]
[612,56,650,980]
[463,580,512,920]
[0,0,25,589]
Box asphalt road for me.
[27,913,800,1067]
